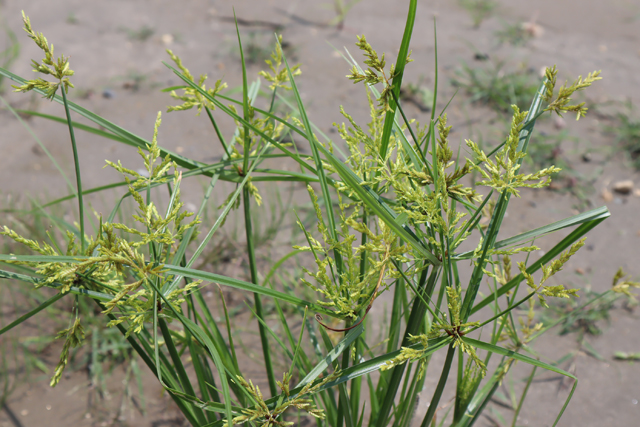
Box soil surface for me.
[1,0,639,426]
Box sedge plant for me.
[0,3,617,427]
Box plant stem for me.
[420,344,455,427]
[373,265,436,427]
[60,88,84,252]
[243,187,277,397]
[511,365,536,427]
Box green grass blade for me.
[0,292,64,336]
[0,67,207,172]
[418,345,455,427]
[159,318,208,425]
[470,216,607,314]
[277,36,344,277]
[12,109,136,146]
[163,264,337,316]
[59,88,85,251]
[464,338,577,427]
[244,186,278,397]
[378,0,417,158]
[309,141,440,265]
[455,206,610,259]
[460,79,549,321]
[297,324,364,389]
[0,98,75,193]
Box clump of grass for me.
[605,101,640,169]
[458,0,498,28]
[328,0,363,30]
[0,5,619,427]
[451,60,539,112]
[120,25,155,42]
[495,21,534,46]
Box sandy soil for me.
[1,0,639,426]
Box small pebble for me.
[582,152,592,163]
[575,268,585,275]
[632,399,638,405]
[522,21,544,37]
[601,188,613,202]
[528,200,537,208]
[20,410,28,416]
[613,180,634,195]
[102,89,115,99]
[161,33,173,45]
[46,405,51,411]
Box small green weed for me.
[495,21,534,46]
[327,0,363,30]
[120,25,155,42]
[458,0,498,28]
[541,268,639,348]
[66,12,79,25]
[604,101,640,169]
[451,60,539,112]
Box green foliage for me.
[166,50,227,115]
[347,35,412,114]
[605,102,640,169]
[50,316,84,386]
[259,35,301,91]
[458,0,498,28]
[12,10,74,99]
[467,105,562,197]
[451,61,539,113]
[0,6,613,427]
[494,21,533,46]
[542,66,602,120]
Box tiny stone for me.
[102,89,115,99]
[46,405,51,410]
[582,152,592,162]
[474,52,489,61]
[632,399,638,405]
[161,33,174,45]
[575,268,585,275]
[528,201,537,208]
[613,180,634,195]
[634,189,640,197]
[601,188,613,202]
[176,146,184,154]
[20,410,28,416]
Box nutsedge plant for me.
[0,3,623,427]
